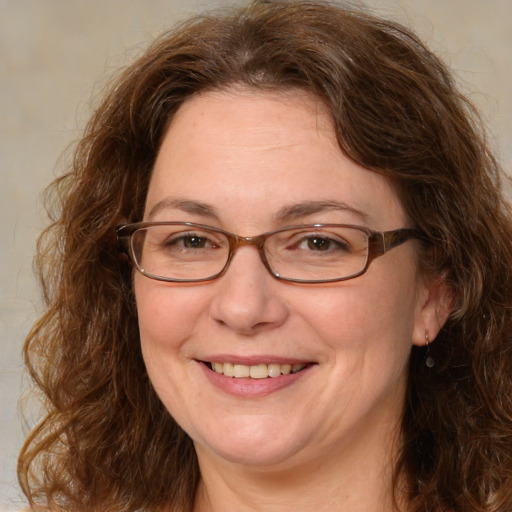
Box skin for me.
[134,88,450,511]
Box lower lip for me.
[198,362,313,398]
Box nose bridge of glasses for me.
[227,233,267,255]
[233,234,266,247]
[225,233,272,271]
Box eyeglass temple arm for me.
[115,225,132,254]
[369,228,425,257]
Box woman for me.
[18,1,512,511]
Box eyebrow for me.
[274,200,368,223]
[147,197,368,224]
[147,198,221,221]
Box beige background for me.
[1,1,510,509]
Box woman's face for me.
[135,88,437,471]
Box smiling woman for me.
[17,1,512,512]
[134,89,436,479]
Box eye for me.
[181,234,208,248]
[303,236,336,251]
[297,234,350,252]
[165,231,219,250]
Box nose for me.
[209,245,289,335]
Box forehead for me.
[163,87,337,153]
[146,88,406,231]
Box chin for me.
[198,442,303,469]
[192,417,312,469]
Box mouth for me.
[204,361,311,379]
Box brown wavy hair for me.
[18,1,512,511]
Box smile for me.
[208,362,308,379]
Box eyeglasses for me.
[116,222,425,284]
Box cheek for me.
[134,278,209,426]
[134,277,209,354]
[299,263,421,364]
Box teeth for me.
[233,364,250,378]
[268,363,282,378]
[281,364,291,375]
[211,362,306,378]
[223,362,234,377]
[249,364,268,379]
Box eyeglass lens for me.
[130,224,370,282]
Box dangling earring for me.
[425,333,435,368]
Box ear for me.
[412,275,453,346]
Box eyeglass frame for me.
[116,221,426,284]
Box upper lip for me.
[197,355,315,365]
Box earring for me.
[425,333,435,368]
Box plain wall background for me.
[1,1,510,509]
